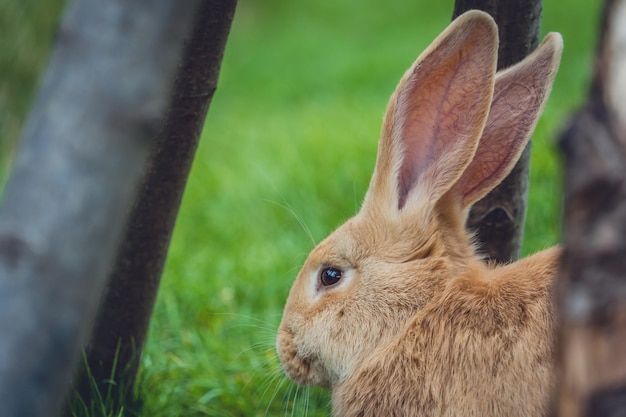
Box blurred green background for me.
[0,0,601,416]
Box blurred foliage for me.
[0,0,67,184]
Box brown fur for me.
[277,10,563,417]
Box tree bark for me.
[0,0,201,416]
[557,1,626,416]
[71,0,238,409]
[453,0,542,263]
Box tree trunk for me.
[453,0,542,263]
[557,1,626,416]
[0,0,201,416]
[69,0,237,408]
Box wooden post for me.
[453,0,542,263]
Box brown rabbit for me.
[276,10,563,417]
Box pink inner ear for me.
[359,11,499,217]
[395,46,495,210]
[452,33,562,208]
[459,81,538,203]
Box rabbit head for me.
[276,9,562,413]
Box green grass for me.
[1,0,602,416]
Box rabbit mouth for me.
[276,327,330,387]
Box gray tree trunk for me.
[0,0,201,415]
[557,0,626,415]
[453,0,542,263]
[71,0,237,408]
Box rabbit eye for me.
[320,267,342,286]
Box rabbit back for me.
[333,247,560,417]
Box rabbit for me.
[276,9,563,417]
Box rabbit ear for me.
[361,11,498,218]
[449,32,563,209]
